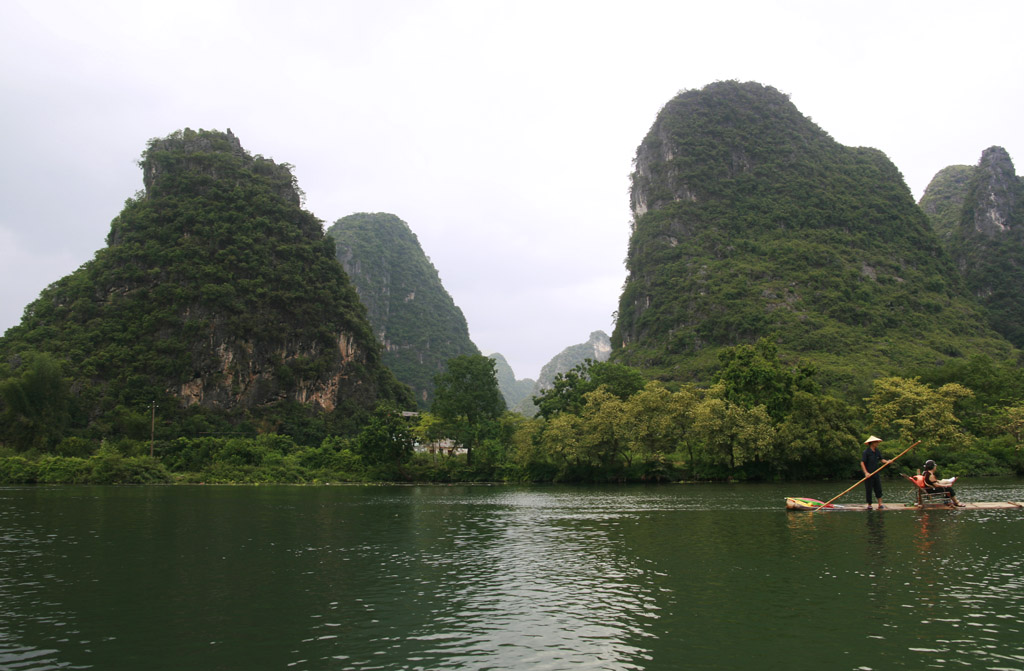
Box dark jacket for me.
[861,446,884,474]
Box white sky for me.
[1,1,1022,380]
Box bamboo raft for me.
[785,442,1024,512]
[786,497,1024,511]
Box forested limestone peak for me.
[614,80,1015,396]
[921,146,1024,348]
[630,81,845,223]
[326,212,480,409]
[1,129,411,448]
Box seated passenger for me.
[921,459,965,507]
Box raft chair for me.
[904,474,954,508]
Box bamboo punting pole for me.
[812,440,921,512]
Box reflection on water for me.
[864,509,888,558]
[1,482,1023,670]
[395,492,656,669]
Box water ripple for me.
[4,482,1024,670]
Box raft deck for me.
[790,501,1024,511]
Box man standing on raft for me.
[861,436,890,509]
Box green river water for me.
[1,480,1023,671]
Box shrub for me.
[0,456,37,484]
[91,444,171,484]
[36,456,93,484]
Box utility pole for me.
[150,401,157,458]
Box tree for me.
[506,416,550,481]
[411,411,446,454]
[866,376,974,445]
[539,412,584,474]
[1000,402,1024,445]
[915,354,1024,437]
[691,383,775,476]
[773,391,859,479]
[431,355,506,465]
[0,352,71,452]
[712,338,815,421]
[623,382,698,472]
[353,403,415,467]
[577,387,630,470]
[533,360,646,419]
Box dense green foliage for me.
[431,355,506,465]
[353,402,415,468]
[534,359,646,419]
[3,341,1023,485]
[0,129,411,448]
[712,339,822,420]
[0,351,71,451]
[326,213,480,409]
[613,81,1015,398]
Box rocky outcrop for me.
[494,331,612,417]
[970,147,1019,237]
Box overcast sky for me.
[1,1,1022,380]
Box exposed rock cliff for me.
[969,147,1020,238]
[326,213,480,408]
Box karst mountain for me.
[0,129,410,439]
[326,212,480,408]
[920,146,1024,348]
[612,81,1015,394]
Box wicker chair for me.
[905,474,954,508]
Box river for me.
[2,480,1023,670]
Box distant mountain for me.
[0,129,410,442]
[489,353,535,410]
[535,331,612,390]
[495,331,613,417]
[921,147,1024,348]
[613,81,1014,395]
[326,213,480,408]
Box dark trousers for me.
[865,475,883,503]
